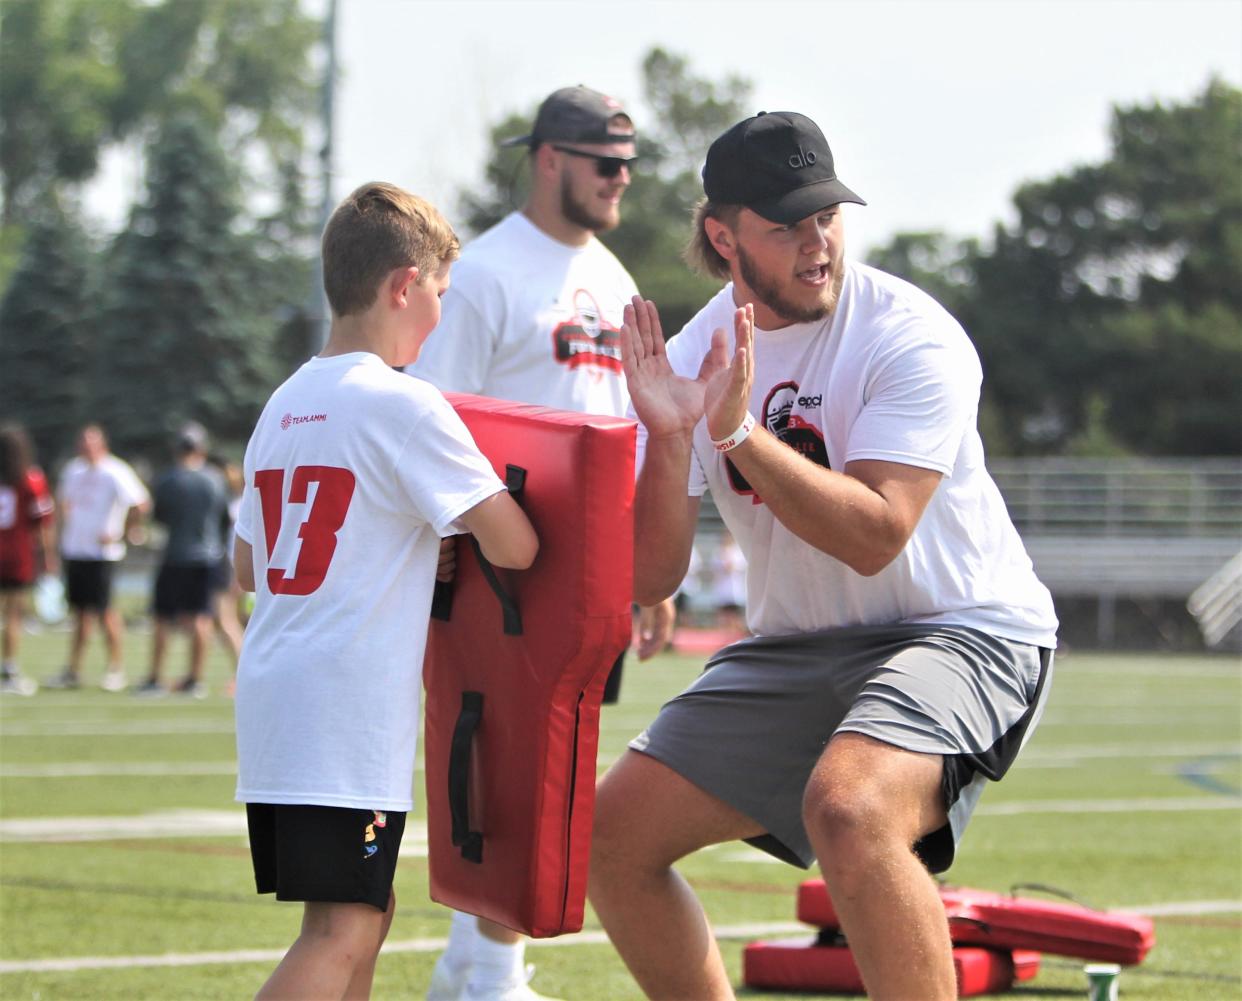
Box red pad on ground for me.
[797,878,1155,965]
[423,394,635,938]
[742,937,1040,995]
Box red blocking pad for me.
[797,879,1155,965]
[423,394,635,938]
[742,938,1040,996]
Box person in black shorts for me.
[135,423,230,697]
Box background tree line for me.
[1,1,1238,476]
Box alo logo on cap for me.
[788,144,818,169]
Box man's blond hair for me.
[322,182,461,318]
[684,199,742,281]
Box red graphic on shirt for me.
[726,380,830,504]
[551,289,623,373]
[254,465,356,596]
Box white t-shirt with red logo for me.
[641,262,1058,648]
[234,352,505,811]
[58,455,150,562]
[408,212,638,418]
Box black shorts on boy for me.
[246,803,407,911]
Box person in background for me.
[410,84,673,1001]
[47,424,150,691]
[0,424,56,695]
[135,422,231,698]
[211,461,246,696]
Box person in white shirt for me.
[232,182,536,1001]
[588,111,1058,1000]
[48,424,150,691]
[411,85,672,1001]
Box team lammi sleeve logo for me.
[726,380,830,503]
[551,289,623,373]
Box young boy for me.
[233,182,538,1000]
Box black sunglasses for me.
[551,145,637,179]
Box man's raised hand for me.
[620,296,727,439]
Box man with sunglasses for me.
[411,85,673,1001]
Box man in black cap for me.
[413,85,674,1001]
[588,112,1058,999]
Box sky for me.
[91,0,1241,256]
[324,0,1241,254]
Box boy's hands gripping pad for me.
[423,394,635,937]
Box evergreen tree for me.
[0,196,97,468]
[95,111,277,464]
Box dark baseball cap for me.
[702,111,865,224]
[177,421,208,453]
[501,85,634,148]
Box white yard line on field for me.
[1,906,1238,975]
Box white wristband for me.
[711,412,757,452]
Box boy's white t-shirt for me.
[642,262,1058,648]
[234,352,505,811]
[58,455,150,561]
[409,212,638,417]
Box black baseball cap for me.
[501,85,634,149]
[702,111,865,224]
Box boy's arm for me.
[234,537,256,592]
[457,490,538,570]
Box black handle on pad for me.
[430,464,526,635]
[448,691,484,864]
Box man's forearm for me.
[633,431,700,604]
[723,429,934,576]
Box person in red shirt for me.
[0,424,56,695]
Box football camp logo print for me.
[551,289,623,373]
[727,380,830,502]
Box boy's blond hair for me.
[322,182,461,318]
[684,198,742,281]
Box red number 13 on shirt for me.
[254,466,356,596]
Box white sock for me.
[469,928,525,989]
[439,910,478,972]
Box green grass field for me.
[1,625,1239,1000]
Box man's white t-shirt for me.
[234,352,505,811]
[644,262,1058,648]
[409,212,638,418]
[58,455,151,561]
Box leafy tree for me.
[93,112,280,464]
[869,79,1242,456]
[458,48,752,336]
[0,195,98,467]
[0,0,319,229]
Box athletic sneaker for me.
[100,668,127,692]
[426,956,469,1001]
[174,678,207,699]
[42,668,81,690]
[0,673,38,696]
[132,679,167,698]
[463,966,565,1001]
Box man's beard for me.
[560,174,618,233]
[737,243,843,325]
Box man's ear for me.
[389,266,420,306]
[704,217,737,263]
[532,143,561,182]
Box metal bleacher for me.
[697,457,1242,648]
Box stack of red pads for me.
[743,879,1155,996]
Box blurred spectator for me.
[710,530,747,632]
[211,460,246,695]
[0,424,57,695]
[47,425,150,691]
[135,423,230,698]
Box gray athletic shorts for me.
[630,623,1054,874]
